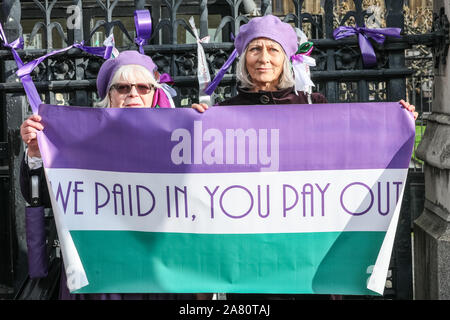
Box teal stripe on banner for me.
[70,231,385,295]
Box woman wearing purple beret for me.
[192,15,417,116]
[21,50,176,165]
[19,50,195,300]
[192,14,417,300]
[21,50,175,160]
[192,15,328,111]
[194,15,329,300]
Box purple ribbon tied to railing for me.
[134,9,152,54]
[0,23,43,114]
[204,48,238,96]
[204,33,237,96]
[0,33,24,67]
[1,24,49,278]
[16,42,114,114]
[133,9,175,98]
[333,25,402,67]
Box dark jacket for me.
[218,86,328,106]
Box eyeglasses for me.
[110,83,154,95]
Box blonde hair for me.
[236,44,295,91]
[95,64,161,108]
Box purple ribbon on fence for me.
[0,23,44,113]
[204,48,238,95]
[16,42,113,113]
[0,26,24,67]
[134,10,152,54]
[333,26,402,67]
[159,72,174,85]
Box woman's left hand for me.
[399,100,418,120]
[191,103,209,113]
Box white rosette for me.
[292,55,316,94]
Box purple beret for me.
[234,15,298,57]
[96,50,157,99]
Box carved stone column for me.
[0,0,27,295]
[414,0,450,300]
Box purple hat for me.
[234,15,298,57]
[96,50,157,99]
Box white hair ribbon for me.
[292,28,316,96]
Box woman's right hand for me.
[191,103,209,113]
[20,114,43,158]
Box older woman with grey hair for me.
[192,14,329,301]
[192,15,417,119]
[21,50,175,159]
[192,15,327,112]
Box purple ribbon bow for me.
[0,23,24,66]
[134,10,152,54]
[203,33,237,96]
[0,23,44,113]
[16,42,113,113]
[159,72,174,84]
[333,25,401,67]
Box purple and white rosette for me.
[0,22,42,113]
[292,28,316,96]
[102,33,119,59]
[134,9,152,54]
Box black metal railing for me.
[1,0,448,300]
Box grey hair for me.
[94,64,161,108]
[236,46,295,90]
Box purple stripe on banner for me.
[37,102,415,173]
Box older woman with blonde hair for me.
[95,50,175,109]
[21,50,175,159]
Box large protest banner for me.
[37,102,415,295]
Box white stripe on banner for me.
[45,168,407,235]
